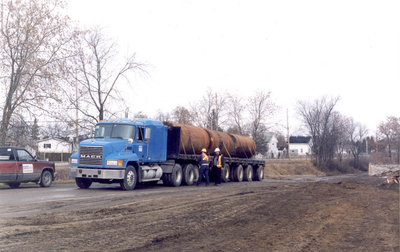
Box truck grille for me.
[79,146,103,166]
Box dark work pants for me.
[214,167,222,185]
[197,166,209,185]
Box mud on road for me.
[0,174,399,251]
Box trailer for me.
[69,118,264,190]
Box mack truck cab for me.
[70,118,169,190]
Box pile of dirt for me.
[265,160,325,178]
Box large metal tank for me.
[167,122,255,158]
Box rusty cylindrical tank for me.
[168,122,255,158]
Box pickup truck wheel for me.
[75,178,92,189]
[168,164,182,187]
[233,165,243,182]
[244,165,253,182]
[182,164,194,186]
[8,182,20,189]
[40,170,53,187]
[222,164,230,182]
[120,166,137,190]
[254,165,264,181]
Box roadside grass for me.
[265,160,325,178]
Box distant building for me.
[37,138,73,161]
[289,136,312,156]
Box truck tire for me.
[193,165,199,183]
[40,170,53,187]
[222,164,230,182]
[182,163,194,186]
[233,165,243,182]
[120,165,137,190]
[75,178,92,189]
[8,182,20,189]
[254,165,264,181]
[161,173,171,186]
[168,164,182,187]
[243,165,253,182]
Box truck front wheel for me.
[120,165,137,190]
[75,178,92,189]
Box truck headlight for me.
[70,158,78,164]
[106,160,123,166]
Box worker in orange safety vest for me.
[196,148,210,186]
[212,147,224,186]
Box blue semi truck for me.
[69,118,265,190]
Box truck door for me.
[0,148,18,182]
[15,149,40,182]
[136,127,150,161]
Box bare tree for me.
[378,116,400,164]
[171,106,193,124]
[227,93,246,135]
[191,88,227,130]
[248,90,276,153]
[347,119,368,168]
[0,0,75,144]
[297,96,340,167]
[154,110,171,122]
[72,28,144,123]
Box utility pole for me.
[287,108,290,160]
[75,82,79,152]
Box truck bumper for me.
[70,167,125,180]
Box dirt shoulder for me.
[0,175,398,252]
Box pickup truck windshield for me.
[94,124,136,140]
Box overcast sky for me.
[66,0,399,134]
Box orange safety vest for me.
[202,153,209,162]
[217,155,223,168]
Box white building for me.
[289,136,312,156]
[265,132,279,158]
[38,138,73,154]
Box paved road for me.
[0,174,365,218]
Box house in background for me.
[37,138,73,162]
[289,136,312,156]
[264,132,279,158]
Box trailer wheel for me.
[244,165,253,182]
[168,164,182,187]
[254,165,264,181]
[193,165,199,183]
[222,164,230,182]
[8,182,20,189]
[120,165,137,190]
[233,165,243,182]
[40,170,53,187]
[75,178,92,189]
[182,163,194,186]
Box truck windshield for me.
[94,124,136,140]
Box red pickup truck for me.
[0,146,55,188]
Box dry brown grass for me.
[265,160,325,178]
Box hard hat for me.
[214,147,221,152]
[201,148,207,153]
